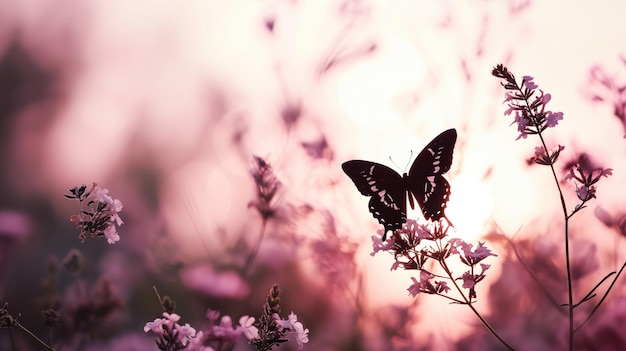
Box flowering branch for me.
[371,219,511,350]
[65,183,124,244]
[493,64,618,350]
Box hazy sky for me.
[2,1,625,348]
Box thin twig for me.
[575,261,626,332]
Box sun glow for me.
[445,173,493,241]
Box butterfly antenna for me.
[389,150,414,173]
[406,150,414,172]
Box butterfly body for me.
[342,129,457,240]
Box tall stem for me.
[540,132,573,350]
[523,84,574,350]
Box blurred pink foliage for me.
[1,0,626,350]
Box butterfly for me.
[342,129,457,240]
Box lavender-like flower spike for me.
[492,65,564,140]
[249,156,282,220]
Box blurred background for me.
[1,0,626,350]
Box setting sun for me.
[446,173,494,241]
[2,1,626,350]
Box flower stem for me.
[521,82,575,351]
[17,322,55,351]
[439,260,515,350]
[244,218,268,274]
[539,134,574,351]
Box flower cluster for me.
[144,312,204,350]
[145,285,308,351]
[492,64,564,141]
[530,144,564,166]
[65,183,124,244]
[493,64,566,170]
[493,64,613,211]
[372,220,497,302]
[565,162,613,204]
[275,312,310,348]
[249,284,309,351]
[492,64,622,350]
[144,310,262,351]
[449,239,497,299]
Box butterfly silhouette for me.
[342,129,457,240]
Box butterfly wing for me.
[408,129,457,222]
[342,160,407,235]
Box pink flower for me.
[292,320,310,348]
[275,312,296,330]
[174,323,197,346]
[104,224,120,244]
[504,104,515,116]
[238,315,259,340]
[531,145,564,166]
[185,331,212,351]
[495,67,565,141]
[162,312,181,329]
[538,90,551,105]
[600,168,613,177]
[407,277,420,297]
[458,271,476,290]
[274,312,309,348]
[144,318,166,334]
[399,219,434,241]
[565,163,612,203]
[94,186,113,204]
[576,185,595,201]
[212,315,242,342]
[522,76,538,89]
[438,281,451,293]
[110,198,124,226]
[370,229,395,256]
[510,112,529,140]
[407,270,436,297]
[67,183,124,244]
[449,239,497,266]
[546,111,563,127]
[457,263,491,299]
